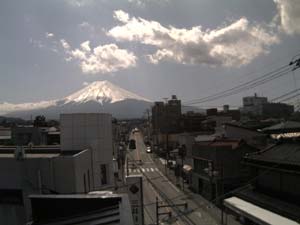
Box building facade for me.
[60,113,114,189]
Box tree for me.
[33,115,46,127]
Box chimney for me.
[171,95,177,100]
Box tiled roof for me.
[245,142,300,166]
[262,121,300,133]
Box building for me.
[261,120,300,139]
[221,123,267,148]
[151,95,181,135]
[224,140,300,224]
[261,102,294,118]
[0,126,11,145]
[60,113,114,189]
[191,138,257,203]
[242,94,294,118]
[12,126,48,146]
[0,147,92,225]
[180,112,206,132]
[28,192,134,225]
[242,94,268,115]
[0,113,116,225]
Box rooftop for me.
[261,121,300,134]
[29,193,133,225]
[244,141,300,166]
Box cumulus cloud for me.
[60,39,137,74]
[274,0,300,35]
[107,10,279,67]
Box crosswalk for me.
[129,167,159,173]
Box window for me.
[101,164,107,185]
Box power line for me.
[183,54,300,106]
[270,88,300,102]
[185,66,292,105]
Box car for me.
[146,146,152,153]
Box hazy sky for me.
[1,0,300,108]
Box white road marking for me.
[141,168,145,172]
[150,168,154,172]
[155,168,159,171]
[146,168,150,172]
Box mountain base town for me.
[1,89,300,225]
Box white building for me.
[0,113,115,225]
[60,113,114,189]
[0,147,92,225]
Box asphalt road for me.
[126,131,220,225]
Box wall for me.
[60,113,114,189]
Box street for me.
[126,131,221,225]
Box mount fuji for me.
[0,81,153,119]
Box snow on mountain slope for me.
[64,81,150,104]
[0,81,151,116]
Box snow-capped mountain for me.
[64,80,150,104]
[0,81,152,119]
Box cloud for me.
[65,0,95,7]
[45,32,54,38]
[79,22,96,33]
[107,10,279,67]
[60,39,137,74]
[273,0,300,35]
[60,39,71,50]
[128,0,169,8]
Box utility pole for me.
[126,158,129,176]
[155,196,188,225]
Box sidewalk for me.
[152,154,241,225]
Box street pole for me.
[156,197,159,225]
[126,158,129,176]
[182,155,184,191]
[221,166,224,225]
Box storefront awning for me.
[224,197,299,225]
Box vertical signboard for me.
[126,175,144,225]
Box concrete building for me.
[151,95,181,135]
[0,147,92,225]
[60,113,114,189]
[0,113,116,225]
[242,94,268,115]
[180,112,206,132]
[242,94,294,118]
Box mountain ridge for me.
[0,81,152,119]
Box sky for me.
[1,0,300,108]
